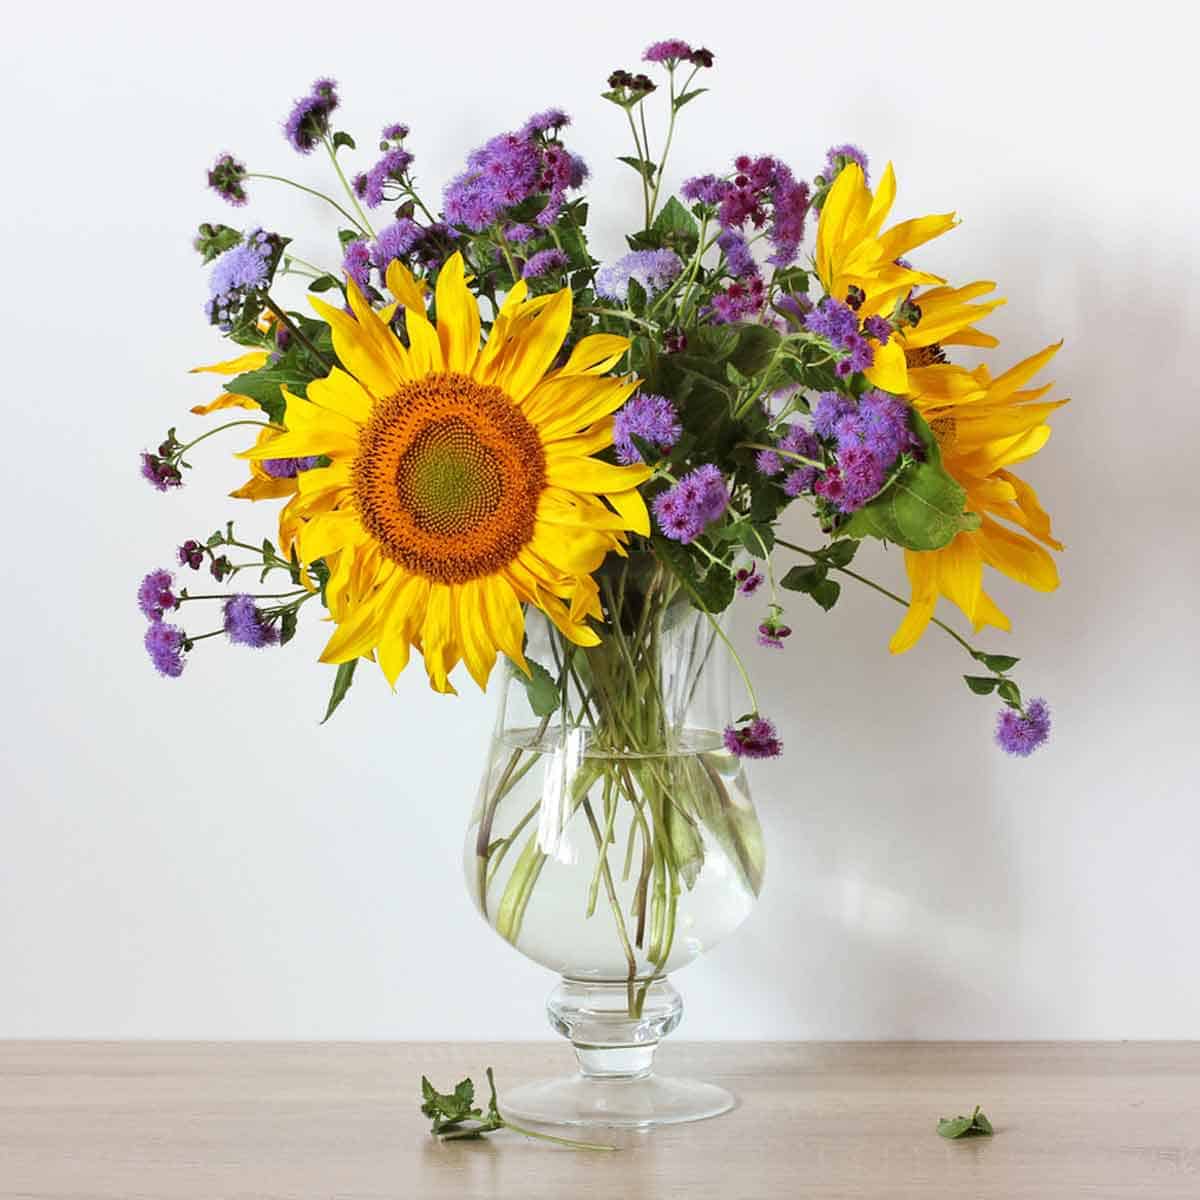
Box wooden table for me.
[2,1042,1197,1198]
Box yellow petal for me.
[386,259,429,313]
[556,333,630,376]
[978,517,1060,591]
[190,392,260,415]
[420,583,460,694]
[434,252,481,374]
[545,456,652,494]
[864,339,908,394]
[489,289,573,403]
[306,368,373,425]
[889,550,938,653]
[189,350,269,376]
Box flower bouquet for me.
[137,38,1066,1126]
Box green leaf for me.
[672,87,709,112]
[937,1116,975,1139]
[332,131,356,152]
[617,155,658,182]
[737,523,774,557]
[973,652,1020,673]
[997,679,1023,708]
[225,359,315,424]
[420,1075,481,1135]
[821,539,859,568]
[279,609,298,646]
[730,324,782,376]
[515,658,560,717]
[810,579,841,611]
[964,675,1000,695]
[652,195,700,242]
[938,1106,994,1139]
[839,410,980,551]
[780,563,827,594]
[320,660,357,724]
[307,274,340,293]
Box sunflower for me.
[241,252,650,693]
[889,342,1068,653]
[814,163,981,394]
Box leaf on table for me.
[937,1105,994,1138]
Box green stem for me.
[322,136,376,238]
[245,172,367,234]
[264,295,333,371]
[624,108,651,227]
[577,306,661,334]
[175,420,269,460]
[498,1120,616,1152]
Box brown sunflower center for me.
[352,372,546,584]
[904,343,947,368]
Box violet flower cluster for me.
[223,595,278,648]
[443,113,587,232]
[138,569,186,677]
[995,699,1051,757]
[652,464,729,543]
[205,229,273,330]
[613,393,681,464]
[283,78,339,154]
[595,249,684,304]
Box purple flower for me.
[709,276,765,323]
[138,569,178,621]
[521,108,570,135]
[723,716,782,759]
[178,540,205,570]
[223,595,279,648]
[822,143,869,185]
[836,444,887,509]
[756,620,792,650]
[363,147,415,208]
[371,218,425,270]
[380,121,410,143]
[595,249,684,303]
[342,239,371,291]
[717,229,756,278]
[805,297,860,347]
[736,565,764,595]
[207,153,248,206]
[766,165,810,267]
[613,393,681,464]
[653,463,729,541]
[504,223,536,244]
[995,698,1051,757]
[521,248,569,279]
[653,489,703,543]
[681,174,730,206]
[144,623,186,678]
[262,456,320,478]
[858,390,917,462]
[862,315,892,344]
[283,78,339,154]
[443,117,585,233]
[812,392,855,439]
[783,468,815,497]
[756,449,783,477]
[643,39,694,64]
[140,452,182,492]
[205,230,272,331]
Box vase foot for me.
[501,1072,736,1130]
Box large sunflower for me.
[814,164,1004,394]
[241,252,650,693]
[889,343,1068,652]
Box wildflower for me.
[380,121,410,144]
[723,716,782,759]
[652,489,703,543]
[362,147,415,208]
[443,117,586,232]
[521,109,570,135]
[678,463,729,523]
[662,327,688,354]
[689,47,715,68]
[261,456,321,479]
[644,39,695,65]
[804,297,860,347]
[178,540,205,570]
[521,248,570,279]
[613,393,681,464]
[756,449,783,477]
[709,276,765,323]
[343,240,371,291]
[736,565,764,595]
[757,620,792,650]
[140,452,182,492]
[210,555,232,581]
[138,569,178,621]
[283,77,339,154]
[207,153,248,206]
[995,698,1051,757]
[595,249,683,303]
[680,175,729,206]
[717,229,756,278]
[144,623,186,678]
[862,315,892,344]
[223,595,279,648]
[821,143,869,186]
[205,230,273,331]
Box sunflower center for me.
[352,372,546,584]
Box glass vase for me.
[464,556,765,1128]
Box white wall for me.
[2,0,1197,1040]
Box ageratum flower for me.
[207,152,248,206]
[723,717,782,759]
[238,253,650,693]
[205,230,273,331]
[283,77,339,154]
[520,248,569,280]
[144,623,186,677]
[995,698,1051,756]
[595,249,683,304]
[137,569,178,621]
[613,393,680,465]
[223,595,279,648]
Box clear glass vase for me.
[464,556,765,1128]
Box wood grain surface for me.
[1,1041,1197,1198]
